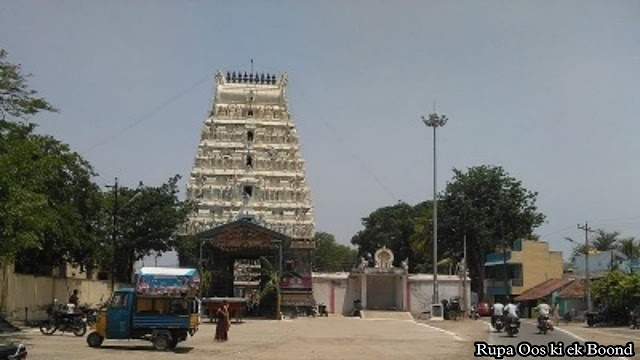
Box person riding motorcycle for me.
[535,300,551,329]
[491,301,505,327]
[504,299,519,325]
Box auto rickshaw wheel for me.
[153,335,170,351]
[87,332,104,348]
[168,339,178,349]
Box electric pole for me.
[106,178,119,291]
[578,222,597,312]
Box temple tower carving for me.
[186,71,315,240]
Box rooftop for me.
[557,279,586,299]
[514,278,570,301]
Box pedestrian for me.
[552,303,560,326]
[214,300,231,342]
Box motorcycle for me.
[78,306,98,327]
[493,316,505,332]
[39,304,86,337]
[0,343,27,360]
[505,317,520,337]
[537,316,554,334]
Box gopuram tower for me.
[186,71,315,241]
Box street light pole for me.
[106,178,119,292]
[422,112,448,305]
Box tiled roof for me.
[515,278,570,301]
[557,279,586,299]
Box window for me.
[285,260,295,272]
[246,155,253,167]
[243,186,253,198]
[247,131,254,142]
[248,110,254,117]
[110,293,128,308]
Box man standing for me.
[68,289,80,307]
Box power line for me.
[317,120,397,201]
[84,76,211,154]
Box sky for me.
[1,1,640,264]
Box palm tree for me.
[593,230,620,251]
[259,256,300,319]
[618,237,639,259]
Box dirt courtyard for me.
[1,316,485,360]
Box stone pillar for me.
[402,275,409,311]
[361,274,367,309]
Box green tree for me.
[259,256,299,319]
[618,237,639,260]
[593,230,620,251]
[313,232,357,272]
[350,202,419,271]
[0,121,105,273]
[438,165,546,301]
[592,271,640,308]
[109,175,194,282]
[0,49,56,120]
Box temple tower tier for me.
[186,70,315,240]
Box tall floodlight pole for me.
[422,112,448,305]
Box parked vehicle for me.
[39,304,86,337]
[86,267,201,351]
[476,302,491,317]
[505,318,520,337]
[537,316,554,334]
[0,343,27,360]
[79,306,99,327]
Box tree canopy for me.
[313,232,357,272]
[350,165,546,300]
[0,49,56,121]
[0,48,193,281]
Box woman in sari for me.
[214,300,231,342]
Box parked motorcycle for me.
[39,304,86,337]
[0,343,27,360]
[505,318,520,337]
[78,306,98,327]
[537,316,554,334]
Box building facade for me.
[185,71,315,240]
[484,238,563,303]
[312,247,470,316]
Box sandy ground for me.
[0,315,486,360]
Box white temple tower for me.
[186,71,315,240]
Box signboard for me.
[280,276,312,290]
[135,267,200,296]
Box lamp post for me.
[458,194,468,315]
[422,112,448,305]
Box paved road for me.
[485,320,632,360]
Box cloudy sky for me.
[2,1,639,263]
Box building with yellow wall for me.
[484,238,563,303]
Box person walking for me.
[214,300,231,342]
[552,303,560,326]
